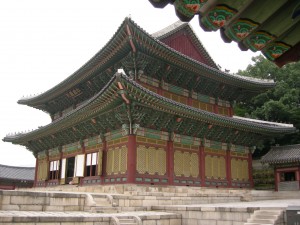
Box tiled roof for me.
[261,144,300,165]
[148,0,300,67]
[0,164,35,181]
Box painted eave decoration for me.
[16,17,276,115]
[148,0,300,67]
[3,72,296,152]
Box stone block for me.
[11,195,46,205]
[19,204,43,211]
[143,220,156,225]
[43,205,65,211]
[1,205,20,210]
[196,219,217,225]
[169,219,182,225]
[0,216,13,222]
[1,195,11,205]
[217,220,233,225]
[143,200,159,206]
[157,219,170,225]
[182,218,198,225]
[201,212,222,220]
[64,205,81,211]
[129,199,143,207]
[49,197,79,206]
[201,207,216,212]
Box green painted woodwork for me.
[244,31,276,52]
[18,17,276,118]
[137,127,169,141]
[226,19,259,42]
[83,134,102,147]
[4,65,296,154]
[105,129,124,141]
[174,0,208,21]
[62,141,81,153]
[263,42,291,61]
[48,147,60,157]
[173,133,201,146]
[201,5,237,31]
[37,150,47,159]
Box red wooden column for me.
[80,141,86,185]
[34,157,38,187]
[167,140,174,185]
[298,166,300,190]
[214,98,219,114]
[274,169,279,192]
[199,144,206,187]
[101,139,107,183]
[127,135,137,183]
[226,149,232,188]
[248,151,254,188]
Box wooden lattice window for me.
[174,150,199,178]
[205,155,226,179]
[49,160,59,180]
[86,152,98,177]
[136,145,166,176]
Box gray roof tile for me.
[0,164,35,180]
[261,144,300,165]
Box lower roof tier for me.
[3,72,296,154]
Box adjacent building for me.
[0,164,34,189]
[261,144,300,191]
[3,18,296,188]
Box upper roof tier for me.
[4,72,295,153]
[148,0,300,67]
[18,18,275,115]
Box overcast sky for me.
[0,1,259,167]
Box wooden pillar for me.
[248,151,254,188]
[167,140,174,185]
[34,157,38,187]
[101,139,107,183]
[199,145,205,187]
[187,97,192,106]
[157,87,163,95]
[127,135,137,183]
[226,149,232,188]
[274,169,279,192]
[298,166,300,190]
[229,106,234,117]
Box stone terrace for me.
[0,185,299,225]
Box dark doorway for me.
[284,171,296,181]
[66,157,75,183]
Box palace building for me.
[3,18,296,188]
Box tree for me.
[235,55,300,158]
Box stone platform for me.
[0,185,299,225]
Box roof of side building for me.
[0,164,35,181]
[261,144,300,165]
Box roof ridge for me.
[0,164,35,169]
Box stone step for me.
[244,223,273,225]
[118,218,137,225]
[247,218,275,224]
[254,210,282,215]
[254,214,279,220]
[93,197,111,206]
[90,206,120,213]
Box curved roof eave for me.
[17,18,131,107]
[4,72,295,145]
[18,18,275,111]
[128,19,275,89]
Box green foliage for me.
[235,55,300,158]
